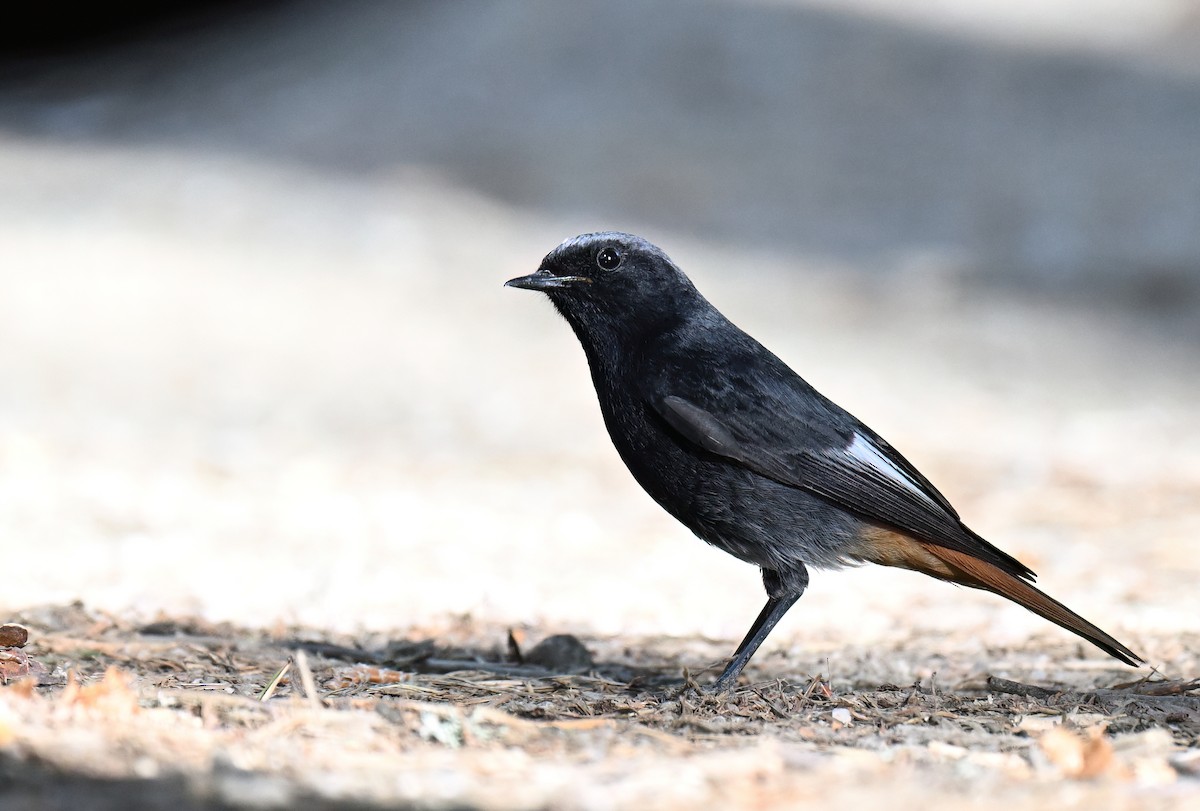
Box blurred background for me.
[2,0,1198,663]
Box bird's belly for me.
[606,409,862,572]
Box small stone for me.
[0,625,29,648]
[524,634,594,673]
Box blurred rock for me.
[0,624,28,648]
[524,634,594,674]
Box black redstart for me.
[506,232,1142,690]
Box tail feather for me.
[850,527,1143,666]
[919,543,1144,666]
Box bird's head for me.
[505,232,702,340]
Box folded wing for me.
[648,362,1033,581]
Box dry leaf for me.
[1039,727,1118,779]
[542,717,613,731]
[1077,729,1116,779]
[1040,728,1085,774]
[333,665,408,687]
[4,677,39,699]
[1017,715,1061,733]
[60,667,139,716]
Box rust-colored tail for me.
[852,528,1143,666]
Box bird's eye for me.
[596,246,623,271]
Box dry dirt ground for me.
[3,3,1200,807]
[2,141,1199,807]
[2,605,1199,811]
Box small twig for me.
[420,658,556,678]
[986,675,1200,729]
[289,641,383,664]
[168,688,275,712]
[259,658,291,702]
[294,649,323,710]
[751,686,790,720]
[1113,678,1200,697]
[986,676,1060,701]
[796,674,826,708]
[287,639,434,668]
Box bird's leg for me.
[709,592,800,692]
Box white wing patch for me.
[845,433,940,508]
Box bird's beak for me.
[504,268,591,291]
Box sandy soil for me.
[2,2,1199,807]
[2,135,1198,809]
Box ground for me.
[3,3,1200,807]
[2,605,1199,810]
[1,157,1197,800]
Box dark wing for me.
[645,351,1033,580]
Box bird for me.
[505,232,1143,691]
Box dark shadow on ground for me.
[2,0,1199,304]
